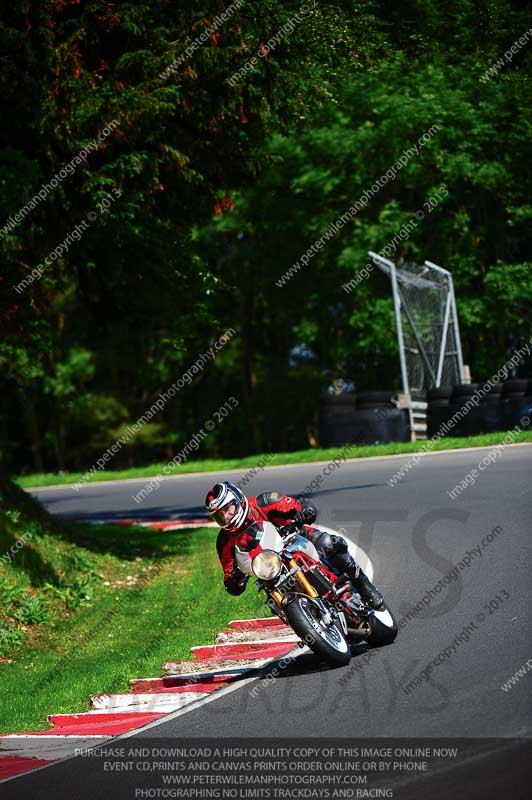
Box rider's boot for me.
[349,568,384,610]
[331,555,384,610]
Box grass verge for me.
[16,429,532,489]
[0,516,267,734]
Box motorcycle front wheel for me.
[285,595,351,667]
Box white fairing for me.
[260,521,285,552]
[234,548,254,575]
[235,521,285,576]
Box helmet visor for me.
[211,501,238,527]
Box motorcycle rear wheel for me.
[285,596,351,667]
[365,604,398,646]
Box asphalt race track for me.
[7,443,532,798]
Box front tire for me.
[285,596,351,667]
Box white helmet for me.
[205,481,250,532]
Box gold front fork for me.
[289,558,318,598]
[270,589,284,607]
[269,559,318,610]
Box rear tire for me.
[366,603,398,647]
[285,596,351,667]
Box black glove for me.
[224,568,248,596]
[293,502,317,526]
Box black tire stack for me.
[319,392,410,447]
[525,380,532,428]
[500,379,530,430]
[320,377,532,448]
[480,382,504,433]
[318,394,357,448]
[356,391,395,410]
[354,392,410,445]
[425,378,532,439]
[427,386,453,438]
[448,384,483,437]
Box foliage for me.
[1,0,531,471]
[0,524,267,732]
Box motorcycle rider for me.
[205,481,383,609]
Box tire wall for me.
[319,379,531,448]
[319,393,410,447]
[427,380,531,439]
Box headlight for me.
[252,550,282,580]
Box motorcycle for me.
[235,518,397,667]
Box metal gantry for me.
[367,252,466,439]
